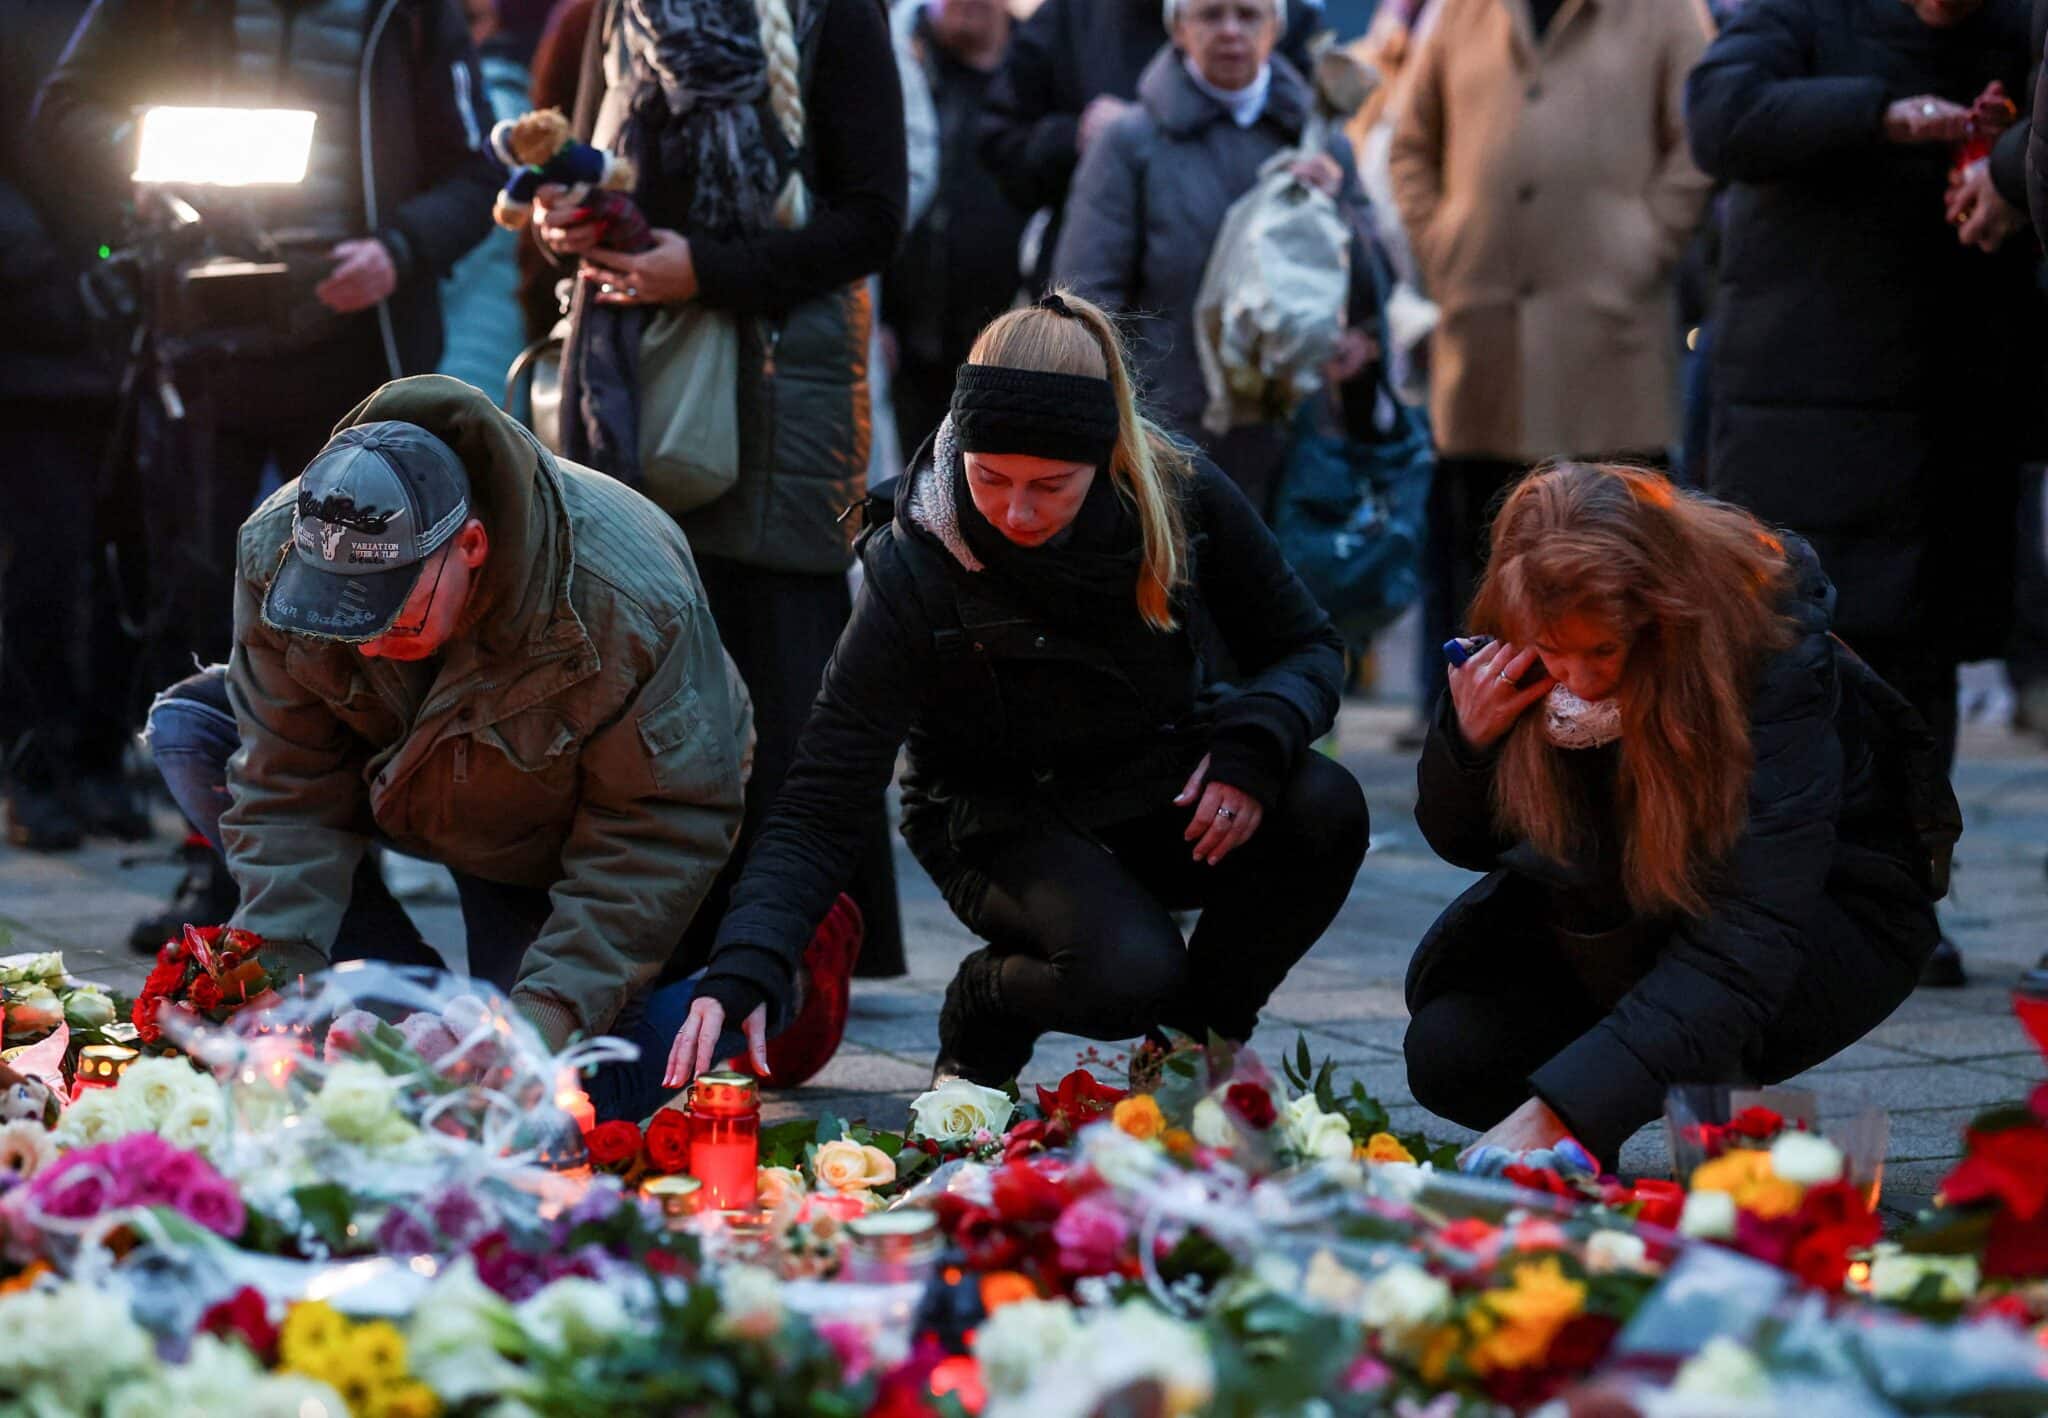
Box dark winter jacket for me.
[30,0,498,380]
[2023,0,2048,233]
[1408,540,1960,1162]
[975,0,1320,289]
[1053,50,1379,489]
[1686,0,2044,655]
[703,450,1346,1028]
[564,0,906,574]
[1,0,111,408]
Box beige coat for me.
[1388,0,1712,461]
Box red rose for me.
[1544,1313,1620,1373]
[1225,1082,1277,1131]
[584,1120,643,1170]
[1728,1106,1785,1141]
[989,1160,1068,1224]
[1629,1178,1687,1231]
[189,975,225,1011]
[1796,1182,1880,1242]
[644,1110,691,1173]
[201,1286,279,1363]
[143,959,186,997]
[1788,1224,1862,1291]
[1941,1125,2048,1222]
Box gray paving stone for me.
[1783,1064,2031,1115]
[1862,1011,2034,1060]
[1882,1106,1997,1162]
[1964,1052,2047,1081]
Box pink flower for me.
[1342,1355,1394,1394]
[175,1178,247,1237]
[817,1319,876,1382]
[1051,1194,1130,1276]
[36,1167,111,1219]
[1511,1217,1571,1253]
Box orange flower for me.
[0,1260,51,1296]
[1360,1132,1416,1165]
[1744,1177,1805,1221]
[978,1271,1039,1311]
[1161,1128,1196,1158]
[1469,1256,1587,1374]
[1112,1095,1166,1141]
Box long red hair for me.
[1468,463,1795,917]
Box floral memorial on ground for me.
[2,943,2046,1417]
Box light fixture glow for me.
[132,106,316,186]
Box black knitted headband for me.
[950,363,1122,466]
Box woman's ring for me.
[1496,670,1513,683]
[1922,101,1936,117]
[626,286,638,298]
[1216,807,1237,820]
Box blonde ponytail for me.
[966,289,1195,631]
[758,0,809,228]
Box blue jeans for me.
[146,666,743,1121]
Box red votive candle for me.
[687,1070,760,1210]
[2015,967,2048,1060]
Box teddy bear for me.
[489,108,654,252]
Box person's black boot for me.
[1919,937,1968,989]
[3,782,84,851]
[75,771,152,842]
[127,840,239,955]
[932,947,1038,1088]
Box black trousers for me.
[681,554,905,978]
[1403,896,1923,1163]
[939,753,1369,1048]
[0,415,138,782]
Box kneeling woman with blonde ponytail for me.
[668,291,1366,1086]
[1405,463,1960,1169]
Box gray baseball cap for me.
[262,422,473,642]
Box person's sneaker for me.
[3,783,84,851]
[735,893,864,1090]
[127,839,239,955]
[1919,937,1968,989]
[74,772,153,842]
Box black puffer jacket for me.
[1408,539,1960,1159]
[706,450,1346,1026]
[1685,0,2044,655]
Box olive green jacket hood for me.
[221,375,753,1048]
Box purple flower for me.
[471,1230,548,1301]
[428,1187,489,1244]
[377,1206,437,1256]
[35,1166,111,1220]
[1051,1194,1131,1276]
[566,1184,622,1229]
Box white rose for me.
[908,1079,1013,1144]
[0,1120,57,1182]
[1283,1095,1354,1161]
[757,1165,809,1217]
[1866,1244,1980,1304]
[519,1277,631,1350]
[160,1091,228,1159]
[63,987,117,1032]
[1768,1131,1844,1187]
[0,953,64,987]
[410,1262,528,1402]
[1584,1229,1651,1276]
[1671,1336,1770,1400]
[1190,1097,1237,1149]
[974,1298,1080,1397]
[1359,1262,1452,1343]
[117,1056,212,1125]
[813,1138,896,1193]
[716,1264,785,1342]
[1080,1122,1168,1191]
[54,1087,142,1150]
[1096,1304,1214,1417]
[1680,1189,1738,1241]
[313,1060,408,1144]
[1301,1250,1367,1313]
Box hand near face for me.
[1446,639,1554,751]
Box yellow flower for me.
[1417,1323,1464,1385]
[1690,1150,1773,1197]
[280,1300,349,1370]
[1360,1132,1415,1165]
[1469,1256,1586,1374]
[1161,1128,1196,1158]
[1743,1176,1805,1220]
[345,1320,409,1384]
[369,1379,443,1418]
[1113,1095,1166,1142]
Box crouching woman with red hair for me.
[1404,462,1960,1168]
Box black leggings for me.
[939,754,1369,1047]
[1403,895,1923,1162]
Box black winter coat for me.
[706,452,1346,1027]
[30,0,500,379]
[1686,0,2044,656]
[1408,540,1960,1160]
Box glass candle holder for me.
[642,1174,705,1230]
[844,1209,942,1287]
[687,1070,760,1210]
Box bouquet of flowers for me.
[1675,1130,1882,1290]
[1,951,120,1053]
[133,928,285,1047]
